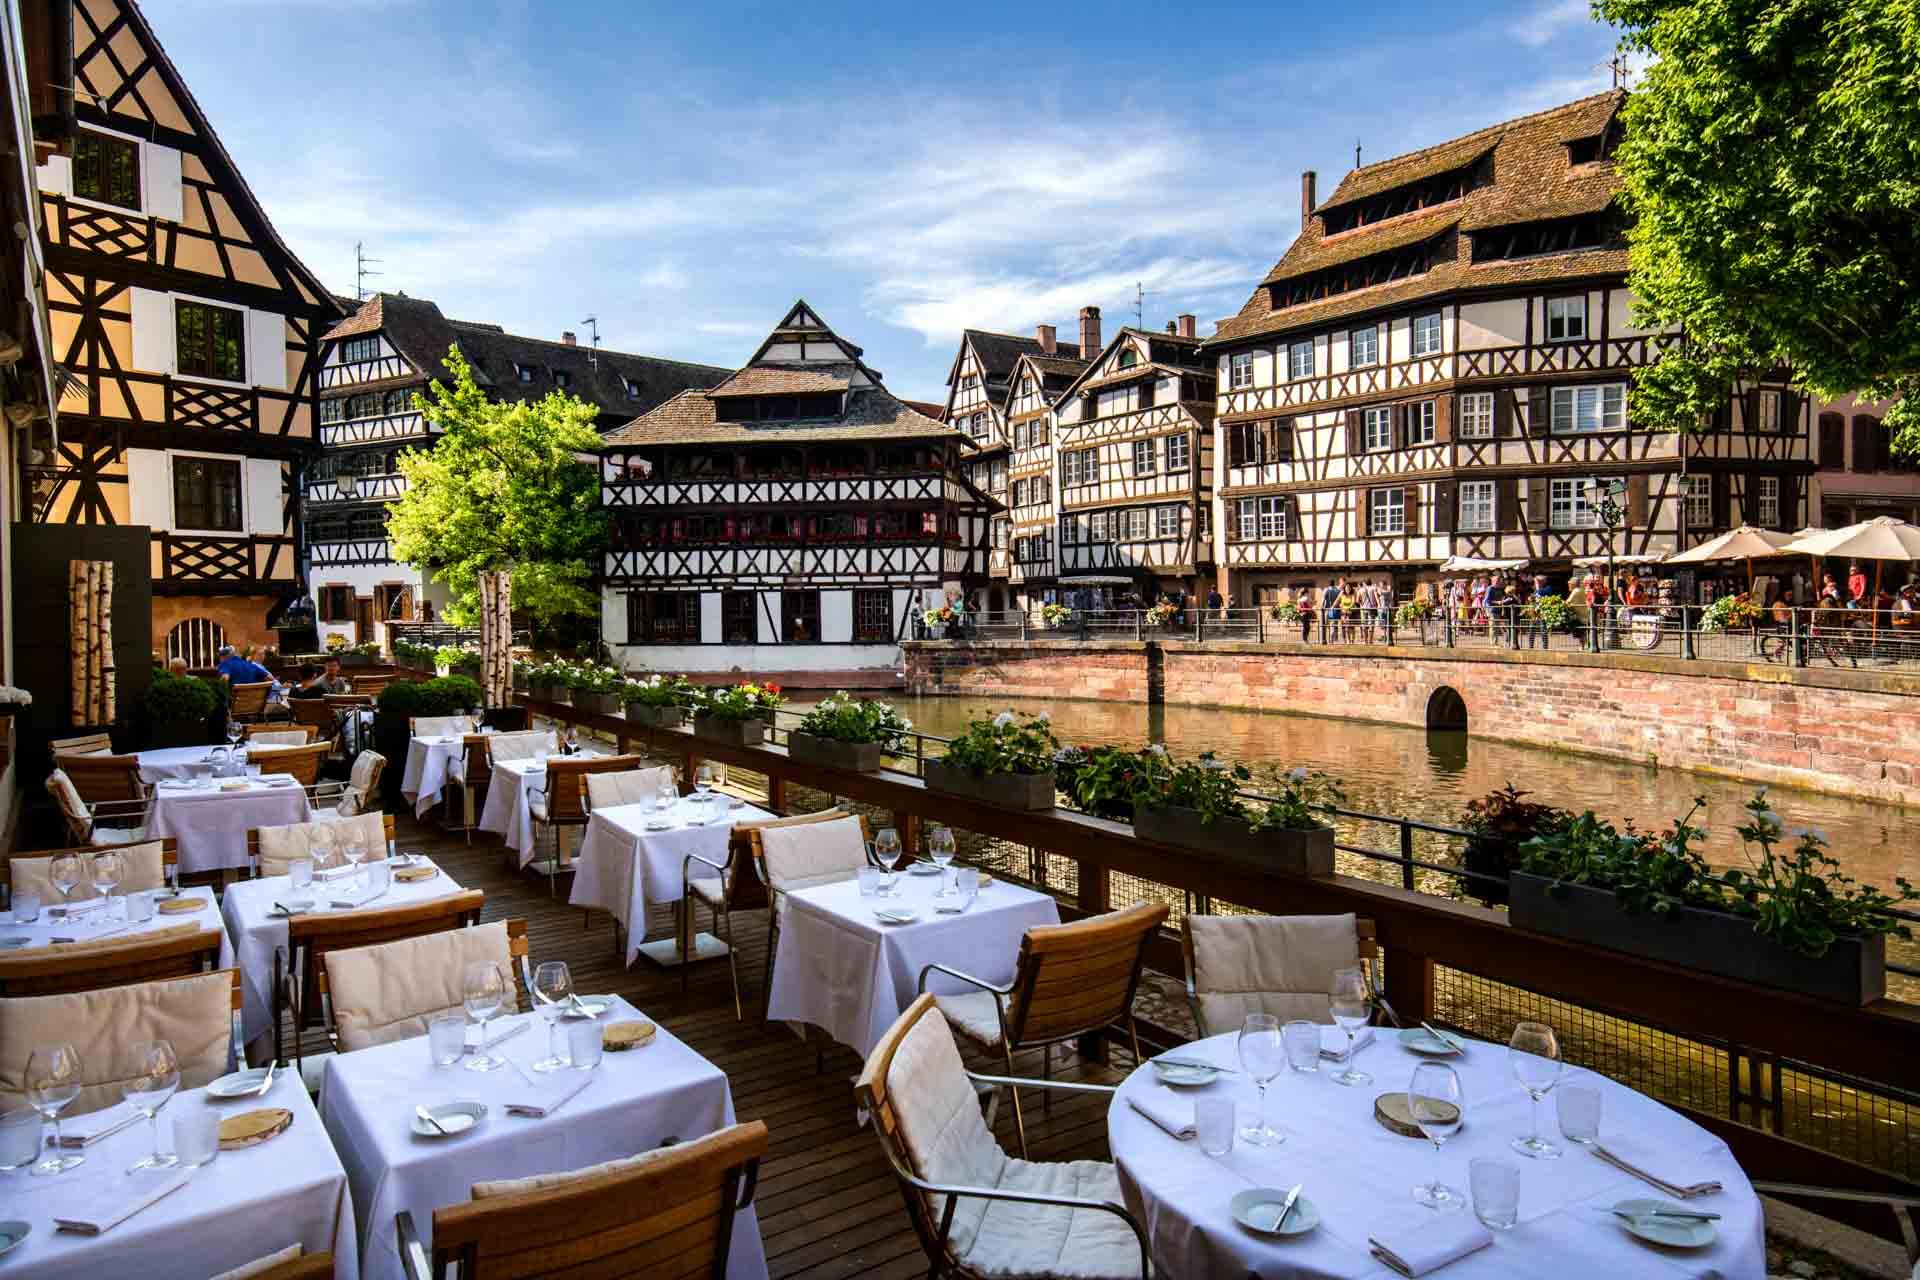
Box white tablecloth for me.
[569,797,773,965]
[477,758,544,865]
[1107,1030,1765,1279]
[6,886,232,968]
[317,995,767,1280]
[147,778,313,876]
[766,870,1061,1057]
[134,744,227,784]
[3,1073,359,1280]
[399,736,467,818]
[220,859,466,1054]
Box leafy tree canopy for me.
[1598,0,1920,451]
[386,346,609,625]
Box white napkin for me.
[313,863,357,882]
[504,1072,591,1118]
[1126,1088,1195,1140]
[1367,1213,1493,1276]
[54,1171,191,1234]
[1593,1136,1724,1198]
[48,897,106,919]
[58,1101,141,1147]
[1320,1024,1375,1059]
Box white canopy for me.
[1782,516,1920,563]
[1058,575,1137,586]
[1437,556,1529,574]
[1663,526,1794,565]
[1570,553,1668,567]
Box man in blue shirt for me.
[214,645,272,684]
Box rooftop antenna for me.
[1354,139,1363,170]
[1133,282,1146,330]
[580,315,601,368]
[1602,53,1632,88]
[354,241,382,302]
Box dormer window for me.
[624,377,643,398]
[1117,348,1139,369]
[515,363,534,384]
[554,370,572,388]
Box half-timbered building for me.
[30,0,344,660]
[1205,91,1814,605]
[308,292,727,648]
[1002,340,1090,604]
[600,301,993,674]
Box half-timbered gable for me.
[1205,90,1814,601]
[1001,347,1089,599]
[601,301,990,674]
[30,0,344,654]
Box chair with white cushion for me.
[856,993,1148,1280]
[1180,912,1382,1038]
[314,749,386,821]
[245,727,314,747]
[49,732,112,755]
[409,715,476,738]
[320,918,528,1053]
[749,814,874,1027]
[7,840,168,907]
[526,754,643,894]
[250,811,393,878]
[210,1245,333,1280]
[484,730,554,762]
[45,768,150,847]
[248,741,330,787]
[583,765,674,812]
[0,922,220,998]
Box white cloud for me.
[1514,0,1596,47]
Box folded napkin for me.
[1126,1088,1195,1140]
[468,1018,529,1053]
[313,863,358,882]
[504,1072,591,1118]
[55,1170,191,1234]
[1320,1024,1375,1059]
[58,1101,141,1148]
[1593,1136,1723,1199]
[1367,1213,1494,1276]
[47,897,106,919]
[327,887,389,910]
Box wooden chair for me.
[442,735,492,843]
[288,697,339,739]
[396,1121,770,1280]
[45,767,150,846]
[409,714,476,738]
[49,732,112,755]
[230,680,274,721]
[1180,912,1386,1038]
[247,813,396,878]
[743,813,873,1026]
[53,752,148,806]
[317,918,531,1056]
[247,740,331,787]
[0,921,223,997]
[314,750,387,821]
[353,673,396,698]
[246,724,317,744]
[276,890,484,1068]
[526,754,644,894]
[4,838,180,899]
[855,994,1148,1280]
[213,1249,335,1280]
[917,901,1168,1158]
[325,692,374,755]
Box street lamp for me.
[1587,477,1629,648]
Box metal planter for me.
[1134,805,1335,877]
[573,691,623,717]
[788,732,882,772]
[530,681,571,705]
[693,715,765,747]
[625,704,684,728]
[922,759,1055,811]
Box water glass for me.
[289,858,314,891]
[428,1014,466,1068]
[366,860,392,895]
[1556,1084,1601,1145]
[568,1019,604,1070]
[1195,1096,1235,1157]
[1236,1014,1286,1146]
[171,1106,220,1168]
[857,866,880,896]
[955,867,979,907]
[9,892,40,924]
[1282,1019,1321,1073]
[126,891,156,924]
[0,1108,40,1170]
[1469,1157,1521,1230]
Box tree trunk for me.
[478,567,513,709]
[69,560,114,725]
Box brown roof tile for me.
[709,364,854,396]
[604,386,960,447]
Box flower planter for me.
[693,715,764,747]
[574,691,623,717]
[788,731,882,772]
[1134,805,1335,877]
[923,759,1055,811]
[530,681,571,705]
[625,704,684,729]
[1507,872,1885,1005]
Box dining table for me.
[399,734,469,818]
[145,775,313,877]
[569,793,774,967]
[317,994,768,1280]
[1105,1028,1765,1278]
[3,885,233,966]
[2,1071,360,1280]
[132,744,230,785]
[765,865,1061,1057]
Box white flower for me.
[993,711,1014,728]
[0,685,31,706]
[1147,743,1167,757]
[1289,766,1309,782]
[1034,711,1049,723]
[902,719,913,730]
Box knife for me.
[1613,1207,1721,1222]
[1272,1183,1303,1231]
[415,1105,448,1135]
[1155,1056,1237,1075]
[1420,1021,1467,1052]
[254,1059,276,1096]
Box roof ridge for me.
[1329,89,1624,197]
[454,324,731,372]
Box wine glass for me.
[1409,1061,1465,1209]
[343,836,367,891]
[226,720,245,749]
[25,1043,84,1175]
[694,764,715,802]
[123,1040,180,1172]
[531,961,573,1072]
[49,851,85,913]
[658,776,679,815]
[1236,1013,1287,1146]
[1508,1021,1564,1159]
[89,850,124,922]
[1328,967,1374,1087]
[871,827,902,896]
[927,825,957,895]
[463,961,509,1072]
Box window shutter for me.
[1777,390,1799,435]
[1392,403,1407,451]
[1818,412,1846,468]
[1403,482,1421,532]
[1711,399,1731,433]
[1744,389,1762,433]
[1851,415,1878,473]
[1526,387,1553,436]
[1285,496,1302,541]
[246,310,288,390]
[1345,409,1363,455]
[1432,480,1455,533]
[1352,487,1369,536]
[1276,418,1296,461]
[1434,395,1453,444]
[140,141,185,222]
[1496,477,1518,529]
[1740,473,1759,526]
[1626,473,1648,527]
[129,287,173,374]
[1527,477,1551,528]
[246,458,284,535]
[1493,390,1514,436]
[1710,472,1730,528]
[125,447,169,529]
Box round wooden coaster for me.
[394,865,437,883]
[219,1107,293,1149]
[602,1020,656,1052]
[157,896,206,914]
[1374,1092,1460,1138]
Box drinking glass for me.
[25,1043,84,1174]
[955,866,979,908]
[171,1106,220,1168]
[123,1039,180,1172]
[1328,966,1373,1087]
[568,1019,604,1070]
[658,777,678,814]
[1281,1019,1320,1073]
[1556,1083,1601,1146]
[428,1014,466,1068]
[366,860,392,896]
[872,827,902,895]
[49,852,83,912]
[1195,1096,1235,1157]
[227,720,245,749]
[1236,1013,1286,1146]
[289,858,314,891]
[531,961,574,1072]
[857,866,880,896]
[1470,1157,1521,1230]
[1508,1021,1564,1159]
[694,764,715,801]
[1408,1061,1465,1210]
[0,1108,41,1170]
[90,850,124,921]
[10,891,40,924]
[126,891,155,924]
[927,825,957,895]
[343,837,367,890]
[463,961,508,1072]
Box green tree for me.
[387,346,609,626]
[1598,0,1920,451]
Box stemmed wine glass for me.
[343,836,368,892]
[26,1043,84,1175]
[531,961,573,1072]
[463,961,509,1072]
[226,720,245,750]
[694,764,715,802]
[123,1040,180,1172]
[1236,1013,1287,1146]
[90,850,124,922]
[1408,1061,1465,1209]
[49,851,84,915]
[1328,967,1374,1087]
[871,828,902,896]
[1508,1021,1564,1159]
[927,826,957,895]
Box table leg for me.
[636,896,732,968]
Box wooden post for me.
[1077,862,1113,1062]
[1383,944,1435,1028]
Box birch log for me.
[68,561,85,724]
[99,562,116,723]
[477,568,512,709]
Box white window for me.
[1288,340,1315,380]
[1236,498,1258,540]
[1685,476,1712,528]
[1550,384,1626,434]
[1364,406,1393,451]
[1408,400,1436,445]
[1165,433,1190,472]
[1460,391,1495,438]
[1350,324,1379,366]
[1063,449,1100,486]
[1258,496,1287,539]
[1550,478,1599,529]
[1411,312,1443,357]
[1369,487,1405,535]
[1757,475,1780,527]
[1459,480,1495,532]
[1132,439,1157,477]
[1122,507,1150,540]
[1546,296,1587,342]
[1755,392,1780,432]
[1230,352,1254,389]
[1089,510,1110,541]
[1154,505,1180,538]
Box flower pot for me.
[1507,872,1885,1005]
[531,681,571,705]
[693,715,764,747]
[625,704,684,729]
[923,758,1055,811]
[788,731,883,772]
[1134,805,1335,877]
[574,691,623,717]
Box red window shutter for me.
[1434,396,1453,443]
[1626,474,1648,527]
[1403,482,1421,531]
[1346,409,1363,455]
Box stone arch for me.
[1425,685,1468,732]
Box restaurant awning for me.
[1437,556,1528,574]
[1782,516,1920,562]
[1662,526,1792,565]
[1058,575,1138,586]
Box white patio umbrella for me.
[1782,517,1920,631]
[1438,555,1529,574]
[1663,526,1793,587]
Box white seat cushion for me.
[210,1244,303,1280]
[10,841,166,903]
[91,825,154,847]
[0,970,233,1115]
[689,876,727,908]
[412,716,475,738]
[759,817,867,893]
[309,806,341,823]
[325,921,510,1051]
[585,766,674,810]
[529,790,549,821]
[486,730,555,762]
[1188,912,1360,1035]
[471,1144,670,1200]
[256,811,387,878]
[248,730,310,747]
[934,990,1006,1048]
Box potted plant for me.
[621,673,691,728]
[1459,784,1563,907]
[528,660,573,704]
[920,605,956,638]
[1699,593,1764,633]
[692,681,784,747]
[143,670,220,748]
[572,663,626,716]
[512,658,530,693]
[1040,602,1073,630]
[1524,593,1576,637]
[1054,744,1153,821]
[434,644,481,678]
[1394,597,1437,643]
[788,692,911,771]
[1145,601,1178,628]
[924,710,1058,810]
[1132,751,1340,876]
[392,637,437,673]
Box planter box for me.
[1135,805,1335,877]
[530,682,571,705]
[788,731,882,772]
[923,759,1055,811]
[625,704,684,729]
[693,715,764,747]
[574,691,623,717]
[1508,872,1885,1005]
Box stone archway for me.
[1425,685,1468,732]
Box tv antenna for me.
[354,241,382,301]
[1604,53,1632,88]
[580,315,601,368]
[1355,138,1363,170]
[1133,282,1147,330]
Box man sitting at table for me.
[215,644,272,684]
[287,664,329,699]
[317,655,354,694]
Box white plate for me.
[563,995,614,1019]
[0,936,30,949]
[1231,1188,1320,1237]
[205,1067,274,1099]
[643,819,676,831]
[906,862,943,876]
[873,909,919,925]
[0,1221,29,1257]
[1150,1061,1220,1087]
[413,1101,486,1138]
[1614,1199,1716,1249]
[1398,1027,1464,1056]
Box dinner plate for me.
[1150,1060,1220,1087]
[873,908,919,925]
[205,1067,274,1099]
[564,995,614,1019]
[1230,1188,1320,1237]
[413,1101,486,1138]
[1614,1198,1717,1249]
[1398,1027,1463,1056]
[0,1221,29,1257]
[906,862,943,876]
[643,819,676,831]
[0,936,30,949]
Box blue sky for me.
[155,0,1621,401]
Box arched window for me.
[166,618,225,668]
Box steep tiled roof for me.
[901,399,947,420]
[605,386,959,446]
[709,364,854,396]
[965,330,1082,378]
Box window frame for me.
[1257,495,1287,540]
[1756,474,1781,527]
[170,453,244,534]
[175,299,247,383]
[627,591,700,644]
[1288,339,1315,381]
[853,588,893,643]
[1411,312,1443,358]
[721,591,757,644]
[1458,479,1495,532]
[781,589,822,643]
[1684,476,1713,528]
[1550,477,1599,529]
[1550,384,1626,434]
[1132,438,1157,477]
[1063,448,1100,487]
[1545,295,1588,343]
[1363,405,1394,452]
[1165,433,1191,472]
[1459,391,1494,439]
[1229,351,1254,389]
[318,585,355,623]
[1350,324,1379,367]
[1408,400,1437,446]
[1154,505,1180,539]
[1369,487,1406,535]
[72,129,141,211]
[339,335,380,365]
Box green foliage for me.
[433,644,481,672]
[1719,792,1917,956]
[1247,766,1344,833]
[1518,800,1718,916]
[1053,744,1153,819]
[1598,0,1920,453]
[619,673,696,707]
[1394,599,1435,626]
[145,671,219,722]
[377,675,485,717]
[1521,594,1576,631]
[1268,599,1302,623]
[1699,593,1764,632]
[795,692,912,748]
[386,346,610,625]
[1039,603,1073,627]
[941,710,1058,776]
[1131,748,1339,832]
[696,681,786,723]
[392,638,437,666]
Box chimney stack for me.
[1301,170,1318,225]
[1079,305,1102,358]
[1176,313,1196,339]
[561,331,577,346]
[1036,323,1057,355]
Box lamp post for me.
[1587,478,1628,648]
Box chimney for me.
[1301,170,1318,225]
[1165,321,1176,335]
[1036,323,1057,355]
[561,330,577,346]
[1176,313,1196,339]
[1079,305,1102,357]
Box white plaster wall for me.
[608,643,904,674]
[1459,298,1528,349]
